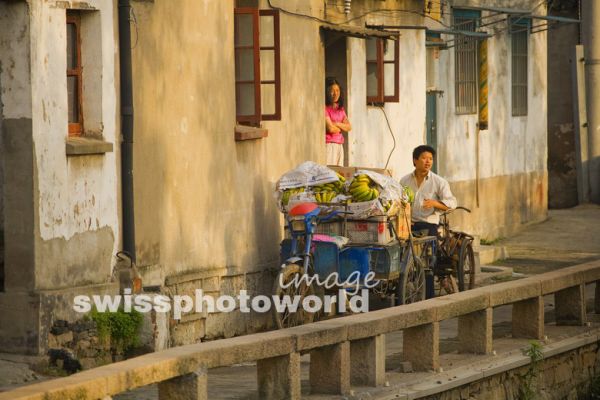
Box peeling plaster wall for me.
[435,0,548,237]
[28,0,120,290]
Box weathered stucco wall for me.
[348,29,427,176]
[436,0,548,238]
[28,0,120,290]
[547,3,579,209]
[0,1,35,293]
[131,0,324,285]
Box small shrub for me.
[519,340,544,400]
[89,308,143,356]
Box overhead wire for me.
[379,107,397,170]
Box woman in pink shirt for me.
[325,78,352,166]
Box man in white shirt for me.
[399,145,457,237]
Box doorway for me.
[324,31,349,166]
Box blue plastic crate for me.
[339,247,370,281]
[279,239,339,278]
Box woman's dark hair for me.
[325,77,344,108]
[412,145,436,161]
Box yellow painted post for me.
[424,0,442,21]
[478,39,488,130]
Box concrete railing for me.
[2,259,600,400]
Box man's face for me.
[414,151,434,173]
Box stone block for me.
[383,300,437,332]
[219,275,245,296]
[512,296,544,339]
[257,352,301,400]
[403,322,439,371]
[201,277,220,292]
[578,260,600,283]
[488,277,541,307]
[342,311,389,340]
[555,284,586,325]
[287,319,348,351]
[171,319,205,347]
[158,367,208,400]
[430,289,490,321]
[458,308,492,354]
[309,341,350,394]
[398,361,413,373]
[184,329,295,368]
[54,331,73,346]
[541,269,583,295]
[350,334,385,386]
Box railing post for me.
[310,341,350,394]
[458,308,493,354]
[350,334,386,386]
[512,296,544,339]
[556,284,586,325]
[158,367,207,400]
[403,322,439,371]
[257,352,301,400]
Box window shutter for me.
[259,10,280,120]
[234,8,261,124]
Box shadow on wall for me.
[0,60,3,292]
[447,171,547,240]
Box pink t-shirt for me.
[325,105,347,144]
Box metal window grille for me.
[511,20,529,116]
[453,12,479,114]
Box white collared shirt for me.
[399,170,457,225]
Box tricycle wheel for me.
[457,239,475,291]
[395,247,426,305]
[272,263,318,329]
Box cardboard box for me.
[395,202,411,240]
[327,166,393,181]
[345,216,397,244]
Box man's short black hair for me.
[412,145,436,161]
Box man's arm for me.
[423,177,457,211]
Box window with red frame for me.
[366,37,399,104]
[234,8,281,125]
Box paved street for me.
[1,204,599,399]
[495,204,600,274]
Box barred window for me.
[511,18,530,116]
[453,9,480,115]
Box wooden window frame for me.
[510,18,530,117]
[366,37,399,104]
[67,11,83,136]
[234,8,281,125]
[453,9,480,115]
[259,9,281,121]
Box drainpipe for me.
[118,0,136,261]
[582,0,600,203]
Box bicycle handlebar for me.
[440,206,471,217]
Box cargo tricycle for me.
[273,201,436,329]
